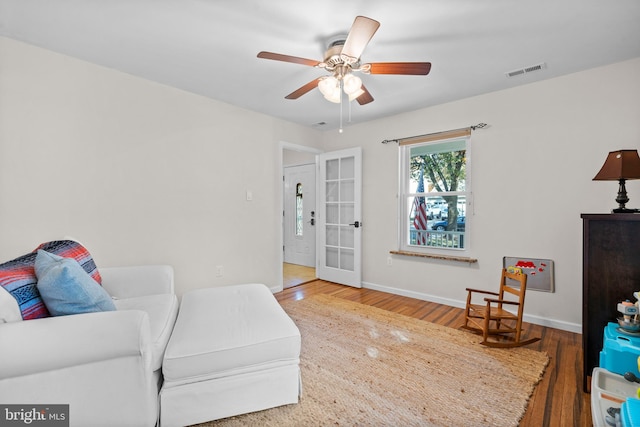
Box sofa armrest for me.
[0,310,152,379]
[100,265,174,299]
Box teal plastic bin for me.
[600,322,640,377]
[621,398,640,427]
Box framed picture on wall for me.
[503,256,554,292]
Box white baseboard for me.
[361,281,581,334]
[269,284,283,293]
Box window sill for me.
[389,250,478,264]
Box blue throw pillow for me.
[34,250,116,316]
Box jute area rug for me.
[203,294,549,427]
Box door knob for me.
[349,221,361,228]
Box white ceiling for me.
[1,0,640,131]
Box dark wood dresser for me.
[582,213,640,392]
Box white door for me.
[283,163,316,267]
[317,147,362,287]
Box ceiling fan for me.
[257,16,431,106]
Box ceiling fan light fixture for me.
[343,73,363,95]
[257,15,432,118]
[318,76,339,97]
[348,88,365,102]
[323,90,342,104]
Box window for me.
[295,183,303,236]
[399,136,470,253]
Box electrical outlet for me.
[387,257,393,266]
[215,265,223,277]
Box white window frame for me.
[398,136,471,255]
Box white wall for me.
[2,35,639,331]
[321,57,640,332]
[283,149,316,167]
[0,37,322,294]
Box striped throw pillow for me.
[0,240,102,320]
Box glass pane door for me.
[317,148,361,287]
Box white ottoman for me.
[159,283,301,427]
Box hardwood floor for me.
[276,280,591,427]
[283,263,316,288]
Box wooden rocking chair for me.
[462,268,540,348]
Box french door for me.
[316,147,362,287]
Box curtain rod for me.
[380,123,488,145]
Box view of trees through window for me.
[403,138,468,251]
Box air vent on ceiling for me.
[505,62,547,78]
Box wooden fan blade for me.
[285,78,322,99]
[368,62,432,75]
[257,51,320,67]
[356,85,374,105]
[340,16,380,63]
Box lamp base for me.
[612,207,640,213]
[611,179,639,213]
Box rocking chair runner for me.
[462,268,540,348]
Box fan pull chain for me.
[339,80,344,133]
[348,95,352,123]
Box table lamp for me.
[593,149,640,213]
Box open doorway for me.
[282,144,321,288]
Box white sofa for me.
[0,264,179,427]
[0,241,301,427]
